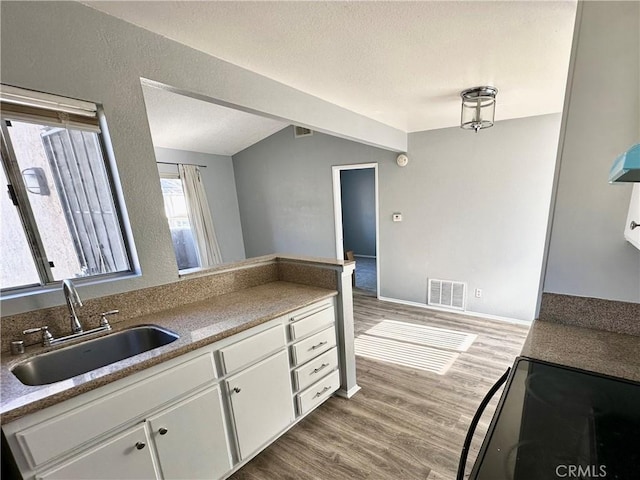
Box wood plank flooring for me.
[230,294,530,480]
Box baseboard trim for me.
[335,385,362,399]
[353,254,376,259]
[377,295,532,326]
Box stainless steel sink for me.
[12,325,179,386]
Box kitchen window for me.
[0,86,132,291]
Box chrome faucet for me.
[17,282,116,351]
[62,279,83,333]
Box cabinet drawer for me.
[289,305,334,340]
[220,324,285,374]
[292,347,338,391]
[296,369,340,416]
[290,327,336,366]
[16,353,216,469]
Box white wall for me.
[543,1,640,303]
[155,148,246,264]
[234,116,562,321]
[0,1,403,315]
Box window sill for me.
[1,271,141,301]
[177,257,279,281]
[178,266,227,280]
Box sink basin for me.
[12,325,179,386]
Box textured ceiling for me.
[87,1,577,133]
[141,85,288,156]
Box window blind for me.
[0,84,99,131]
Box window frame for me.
[0,100,135,293]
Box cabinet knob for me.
[232,387,242,393]
[631,220,639,230]
[135,441,146,450]
[158,427,168,435]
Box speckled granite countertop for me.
[1,281,337,425]
[522,320,640,382]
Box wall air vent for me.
[294,126,313,138]
[428,279,466,310]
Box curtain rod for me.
[156,161,207,168]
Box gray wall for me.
[233,127,392,258]
[389,115,561,320]
[155,148,246,264]
[234,116,562,321]
[0,1,402,315]
[340,169,376,257]
[543,1,640,303]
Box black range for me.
[466,357,640,480]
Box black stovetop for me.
[470,357,640,480]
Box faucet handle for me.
[23,326,54,347]
[100,310,119,329]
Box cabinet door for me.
[625,184,640,249]
[38,424,157,480]
[147,386,232,480]
[16,353,217,470]
[227,350,294,459]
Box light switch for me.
[392,213,402,222]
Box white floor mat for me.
[354,334,460,375]
[364,319,477,352]
[355,319,477,374]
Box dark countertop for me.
[521,320,640,382]
[0,281,337,425]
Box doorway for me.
[332,163,379,297]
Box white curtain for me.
[179,164,223,267]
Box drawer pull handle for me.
[135,442,146,450]
[310,363,330,375]
[233,387,242,394]
[313,386,332,398]
[159,427,168,435]
[310,341,328,351]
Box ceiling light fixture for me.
[460,86,498,133]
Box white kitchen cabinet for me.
[624,184,640,250]
[14,353,216,470]
[37,424,157,480]
[34,386,232,480]
[227,350,294,459]
[147,386,232,480]
[5,298,340,480]
[288,304,339,418]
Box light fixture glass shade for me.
[460,86,498,132]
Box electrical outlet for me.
[474,288,482,298]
